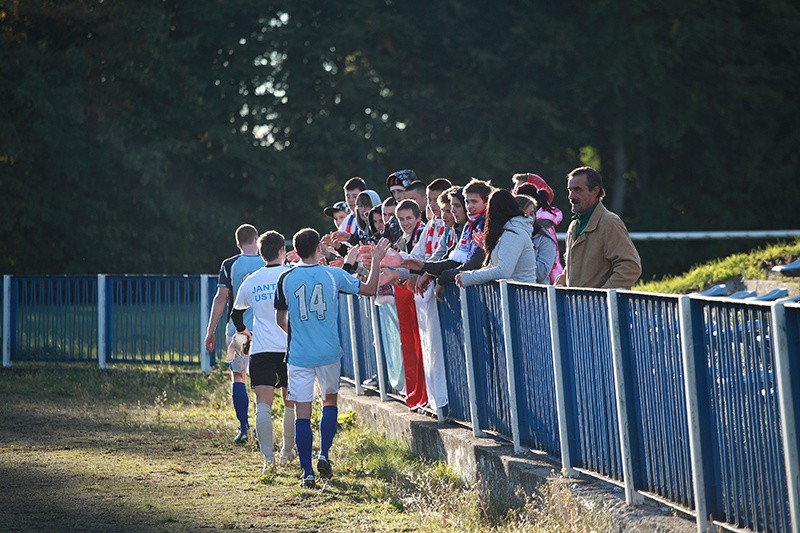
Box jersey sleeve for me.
[218,258,233,290]
[333,267,361,295]
[274,269,290,310]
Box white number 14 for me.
[294,283,327,320]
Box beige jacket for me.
[561,202,641,289]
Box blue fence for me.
[333,284,799,533]
[1,274,225,366]
[3,273,799,532]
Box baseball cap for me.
[386,169,417,192]
[323,201,348,218]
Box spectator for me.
[390,198,427,411]
[512,173,564,283]
[323,201,348,230]
[555,166,641,289]
[338,177,366,236]
[515,195,558,284]
[354,190,382,239]
[381,196,397,224]
[404,180,429,223]
[368,206,384,236]
[455,189,537,287]
[385,169,416,202]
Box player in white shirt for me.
[231,231,294,471]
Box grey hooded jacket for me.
[458,216,537,286]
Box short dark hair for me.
[343,177,366,192]
[396,198,421,219]
[382,196,397,208]
[438,185,459,208]
[292,228,320,260]
[568,166,605,198]
[405,180,427,195]
[258,231,285,262]
[427,178,452,194]
[235,224,258,245]
[463,178,493,201]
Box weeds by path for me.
[0,366,610,532]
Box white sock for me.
[282,405,296,456]
[255,403,274,463]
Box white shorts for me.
[287,361,341,403]
[225,334,250,374]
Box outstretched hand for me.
[400,257,424,271]
[472,230,485,250]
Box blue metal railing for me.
[507,283,561,457]
[375,300,404,397]
[618,292,694,507]
[107,275,202,365]
[12,276,98,362]
[557,288,623,481]
[338,293,355,380]
[692,297,789,531]
[436,283,471,424]
[464,283,513,438]
[354,295,379,389]
[3,274,798,532]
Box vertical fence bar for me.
[369,296,388,402]
[97,274,107,369]
[200,275,211,372]
[607,290,644,505]
[548,286,577,476]
[460,286,485,438]
[2,275,10,367]
[679,295,711,532]
[772,300,800,533]
[499,281,522,453]
[347,295,363,395]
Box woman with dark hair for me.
[455,189,537,287]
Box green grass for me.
[0,366,611,532]
[635,238,800,294]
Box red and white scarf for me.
[422,218,446,259]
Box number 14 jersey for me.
[275,263,360,368]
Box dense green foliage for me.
[636,237,800,293]
[2,1,799,276]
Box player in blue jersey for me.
[204,224,265,444]
[275,228,389,488]
[231,231,295,471]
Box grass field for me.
[0,366,609,532]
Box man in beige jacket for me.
[555,166,641,290]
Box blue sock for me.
[231,382,249,432]
[319,405,338,459]
[295,418,313,477]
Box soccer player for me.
[204,224,265,444]
[275,229,389,488]
[230,231,295,471]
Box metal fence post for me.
[679,295,711,532]
[199,275,211,373]
[547,286,577,477]
[499,281,522,453]
[97,274,107,369]
[771,300,800,533]
[347,295,363,395]
[369,297,388,402]
[2,275,10,367]
[607,290,644,505]
[460,286,485,438]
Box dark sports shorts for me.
[249,352,288,388]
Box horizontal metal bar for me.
[555,230,800,241]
